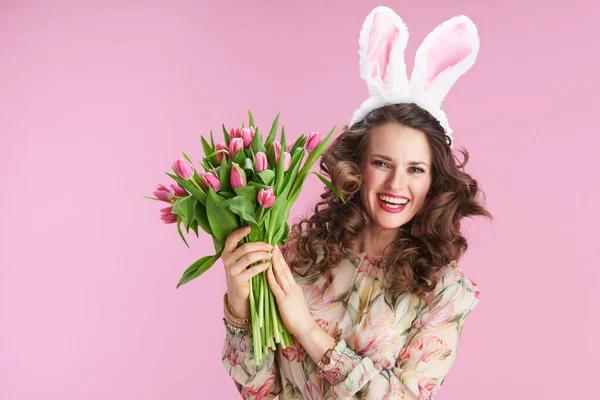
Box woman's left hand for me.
[266,244,316,338]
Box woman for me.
[220,103,492,399]
[221,7,491,399]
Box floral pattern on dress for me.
[222,251,481,399]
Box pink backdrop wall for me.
[1,0,598,398]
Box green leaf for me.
[310,172,346,204]
[222,123,230,147]
[232,147,246,165]
[218,157,233,193]
[250,126,266,154]
[248,223,262,242]
[195,201,212,234]
[179,195,197,232]
[206,188,240,244]
[176,253,221,288]
[248,109,255,128]
[218,195,258,225]
[213,236,224,254]
[200,135,213,159]
[176,217,190,248]
[289,135,307,155]
[265,113,280,151]
[190,220,199,237]
[267,196,288,243]
[171,198,186,217]
[248,181,269,191]
[210,129,215,149]
[234,185,259,205]
[280,148,305,195]
[280,126,286,159]
[257,170,275,186]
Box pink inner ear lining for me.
[367,12,400,90]
[423,22,473,90]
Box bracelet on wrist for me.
[223,291,252,329]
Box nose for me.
[386,168,406,191]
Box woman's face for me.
[359,123,433,230]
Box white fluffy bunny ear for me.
[410,15,480,108]
[358,6,410,98]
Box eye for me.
[372,160,391,168]
[409,167,425,173]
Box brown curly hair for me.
[283,103,492,304]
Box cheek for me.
[362,168,381,188]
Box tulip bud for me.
[306,131,323,152]
[215,143,229,163]
[257,187,276,209]
[160,206,177,224]
[287,143,293,152]
[241,127,255,149]
[229,127,242,139]
[154,184,174,202]
[255,152,268,172]
[229,137,244,158]
[230,163,247,189]
[173,157,195,180]
[200,172,221,192]
[269,141,282,163]
[283,152,291,171]
[170,183,188,197]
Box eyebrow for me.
[371,154,429,168]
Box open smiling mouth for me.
[376,195,409,213]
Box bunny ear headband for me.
[350,6,480,147]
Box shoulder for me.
[419,261,481,323]
[433,261,480,297]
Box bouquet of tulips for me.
[146,110,344,362]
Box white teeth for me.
[378,195,408,205]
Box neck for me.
[358,220,413,257]
[358,222,397,257]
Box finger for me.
[266,266,285,299]
[224,226,251,254]
[240,262,270,282]
[272,248,291,293]
[275,245,295,283]
[231,251,273,275]
[231,241,273,263]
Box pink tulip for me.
[269,141,282,163]
[306,131,323,152]
[154,184,174,201]
[241,127,255,149]
[215,143,229,163]
[160,206,177,224]
[230,163,247,189]
[173,157,195,180]
[258,187,276,208]
[229,137,244,158]
[170,183,188,197]
[255,152,268,172]
[282,152,291,171]
[229,127,242,139]
[287,143,292,152]
[200,171,221,192]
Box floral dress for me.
[221,248,481,399]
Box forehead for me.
[366,123,432,162]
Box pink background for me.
[1,0,598,399]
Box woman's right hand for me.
[222,226,274,319]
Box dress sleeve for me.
[320,268,481,399]
[221,318,282,399]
